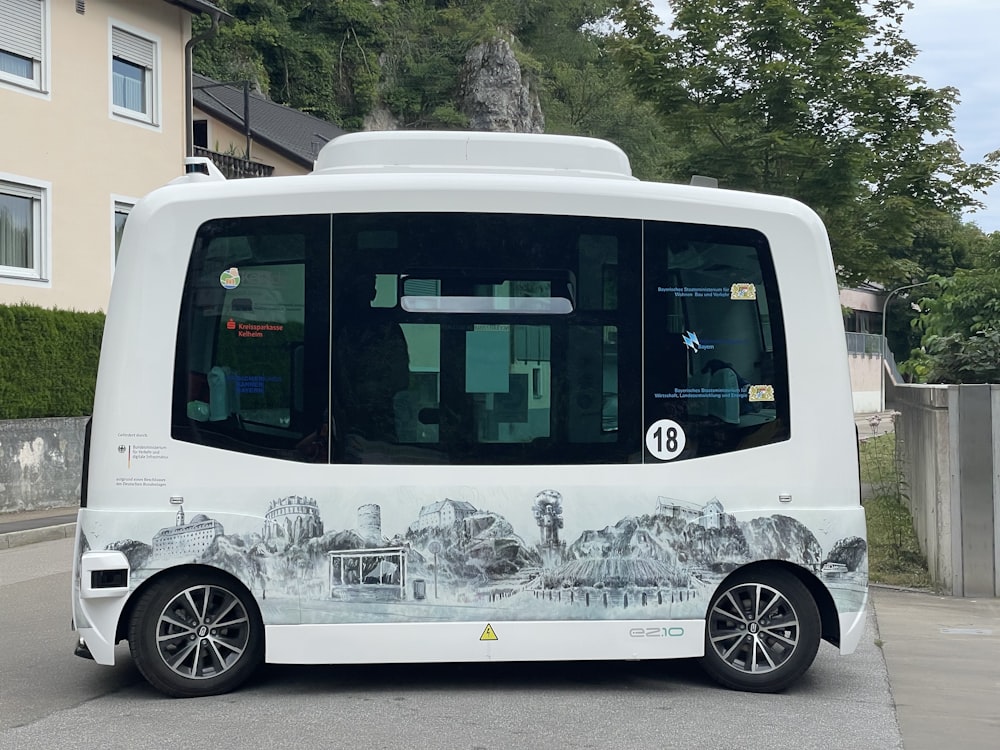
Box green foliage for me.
[610,0,999,286]
[908,268,1000,383]
[195,1,670,168]
[194,0,390,126]
[0,304,104,418]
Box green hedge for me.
[0,303,105,419]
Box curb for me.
[0,523,77,550]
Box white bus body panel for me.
[265,621,705,665]
[74,133,865,668]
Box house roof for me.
[163,0,230,18]
[193,73,348,169]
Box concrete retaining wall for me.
[889,382,1000,597]
[0,417,87,514]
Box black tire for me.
[127,571,263,698]
[699,567,820,693]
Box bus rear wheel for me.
[699,568,820,693]
[128,571,263,698]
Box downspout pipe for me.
[185,11,225,157]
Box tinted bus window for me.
[172,214,787,464]
[172,216,331,460]
[329,213,643,465]
[643,223,789,460]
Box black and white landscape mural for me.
[80,489,868,625]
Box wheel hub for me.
[154,584,251,680]
[707,581,800,675]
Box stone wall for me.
[0,417,88,514]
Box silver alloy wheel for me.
[707,582,800,674]
[155,584,251,680]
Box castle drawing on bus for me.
[87,487,866,624]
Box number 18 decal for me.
[645,419,686,461]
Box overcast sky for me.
[648,1,1000,234]
[903,0,1000,233]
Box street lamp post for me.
[880,281,934,412]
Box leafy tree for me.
[610,0,999,285]
[194,0,388,126]
[907,267,1000,383]
[879,215,996,362]
[194,0,672,173]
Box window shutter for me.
[112,27,154,69]
[0,0,43,61]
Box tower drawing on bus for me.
[533,489,566,565]
[263,495,324,546]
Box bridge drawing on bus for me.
[86,488,868,625]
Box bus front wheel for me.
[128,571,263,698]
[699,568,820,693]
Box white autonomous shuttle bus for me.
[72,131,867,698]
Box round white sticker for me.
[645,419,686,461]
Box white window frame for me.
[109,20,161,128]
[0,173,51,284]
[111,196,135,274]
[0,0,50,97]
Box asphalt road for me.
[1,538,903,750]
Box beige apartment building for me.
[0,0,222,312]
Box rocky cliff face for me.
[742,515,824,567]
[363,104,400,131]
[458,38,544,133]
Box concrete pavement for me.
[870,587,999,750]
[1,507,997,749]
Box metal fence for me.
[845,331,883,355]
[845,332,903,383]
[193,146,274,179]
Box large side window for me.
[171,213,788,465]
[0,0,46,92]
[330,213,643,465]
[642,222,789,461]
[172,216,331,461]
[0,176,48,281]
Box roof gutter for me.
[182,5,229,157]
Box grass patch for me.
[859,431,933,589]
[863,494,932,589]
[859,433,898,494]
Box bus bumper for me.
[74,550,132,666]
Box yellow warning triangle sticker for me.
[480,624,498,641]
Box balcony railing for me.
[846,332,903,382]
[193,146,274,179]
[845,331,883,355]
